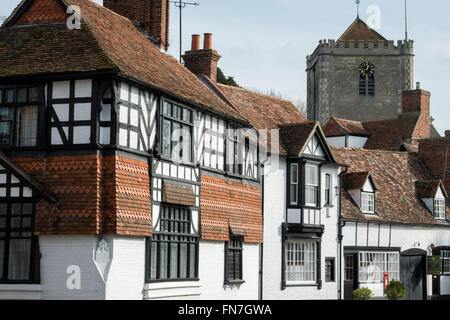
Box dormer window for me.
[434,199,445,220]
[361,192,375,214]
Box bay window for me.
[161,101,193,163]
[325,174,332,206]
[361,192,375,214]
[289,163,298,205]
[305,164,319,207]
[0,87,40,147]
[285,240,318,283]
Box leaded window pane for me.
[8,239,31,281]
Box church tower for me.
[307,18,414,125]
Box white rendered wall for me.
[262,158,340,300]
[104,236,146,300]
[347,136,368,149]
[39,235,106,300]
[144,240,260,300]
[327,137,346,148]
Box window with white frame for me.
[290,163,298,205]
[325,174,332,206]
[441,250,450,275]
[434,199,445,220]
[359,251,399,283]
[305,164,319,207]
[361,192,375,214]
[285,240,317,283]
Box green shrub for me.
[353,287,373,300]
[385,280,406,300]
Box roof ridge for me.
[217,83,296,104]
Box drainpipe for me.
[337,164,349,300]
[258,165,265,301]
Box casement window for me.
[226,128,243,175]
[225,236,243,283]
[441,250,450,275]
[305,164,319,207]
[289,163,299,205]
[325,257,335,282]
[434,199,446,220]
[161,101,193,163]
[359,252,399,283]
[324,174,332,206]
[148,205,198,281]
[285,240,317,283]
[0,87,40,147]
[361,192,375,214]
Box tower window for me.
[358,62,376,96]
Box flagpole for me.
[405,0,408,40]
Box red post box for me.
[383,272,389,290]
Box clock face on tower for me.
[359,61,376,79]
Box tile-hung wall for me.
[49,80,94,145]
[116,82,158,152]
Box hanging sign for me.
[427,256,441,275]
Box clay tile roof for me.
[1,0,247,123]
[323,117,370,137]
[338,18,387,44]
[415,181,447,199]
[342,172,371,190]
[163,180,195,207]
[323,113,422,150]
[214,83,306,130]
[279,122,318,156]
[333,147,449,224]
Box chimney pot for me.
[191,34,200,50]
[445,130,450,138]
[204,33,213,50]
[416,82,421,89]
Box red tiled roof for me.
[163,181,195,207]
[415,181,447,199]
[342,172,370,190]
[333,147,450,224]
[338,18,387,44]
[279,122,318,156]
[323,113,422,150]
[1,0,247,123]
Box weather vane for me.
[356,0,360,18]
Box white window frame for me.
[325,174,332,206]
[285,240,317,284]
[442,250,450,275]
[290,163,299,205]
[305,164,319,207]
[434,199,446,220]
[359,251,400,284]
[361,192,375,214]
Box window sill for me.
[285,282,318,287]
[0,284,42,300]
[224,280,245,286]
[146,278,200,284]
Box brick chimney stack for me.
[103,0,170,51]
[402,88,431,139]
[182,33,221,82]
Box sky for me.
[1,0,449,134]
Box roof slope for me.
[279,122,318,156]
[214,83,306,130]
[333,147,449,225]
[323,114,422,150]
[339,18,387,44]
[1,0,246,123]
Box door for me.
[344,253,358,300]
[400,254,426,300]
